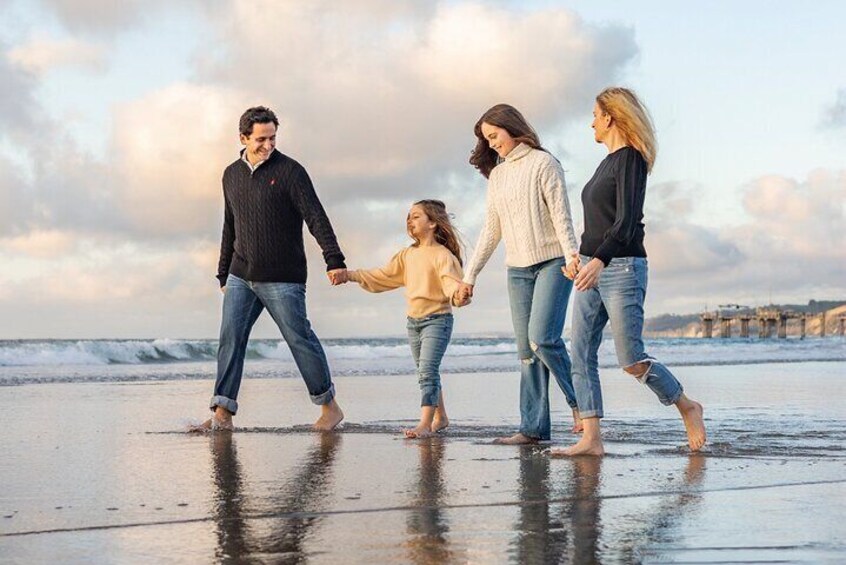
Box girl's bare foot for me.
[571,408,584,433]
[493,432,538,445]
[314,399,344,431]
[432,414,449,433]
[404,424,436,439]
[676,396,706,451]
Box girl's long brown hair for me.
[469,104,543,178]
[409,199,463,266]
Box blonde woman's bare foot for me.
[314,399,344,431]
[432,414,449,433]
[548,437,604,457]
[492,432,538,445]
[678,398,706,451]
[404,424,436,439]
[571,408,584,433]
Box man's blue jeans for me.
[210,274,335,414]
[407,313,453,407]
[507,257,576,441]
[570,256,683,419]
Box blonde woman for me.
[553,88,706,456]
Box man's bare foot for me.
[313,399,344,431]
[404,424,436,439]
[432,414,449,433]
[492,432,538,445]
[189,414,234,433]
[548,437,604,457]
[677,398,706,451]
[571,408,584,433]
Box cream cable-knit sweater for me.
[463,143,578,285]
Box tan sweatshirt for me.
[348,244,464,318]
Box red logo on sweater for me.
[270,178,276,186]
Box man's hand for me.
[327,268,348,285]
[220,286,226,294]
[574,258,604,291]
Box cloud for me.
[7,36,107,74]
[0,43,38,131]
[36,0,175,34]
[821,88,846,129]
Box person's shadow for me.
[510,447,603,564]
[208,432,343,563]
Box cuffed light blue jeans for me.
[507,257,576,441]
[570,256,683,419]
[407,313,453,407]
[211,274,336,415]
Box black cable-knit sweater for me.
[216,150,346,287]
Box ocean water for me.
[0,336,844,386]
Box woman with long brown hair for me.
[459,104,580,444]
[552,87,706,456]
[342,199,467,438]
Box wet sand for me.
[1,362,845,563]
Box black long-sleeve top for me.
[579,146,648,266]
[216,150,346,287]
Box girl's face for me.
[480,122,518,158]
[591,102,612,143]
[407,205,436,239]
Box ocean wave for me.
[0,336,843,369]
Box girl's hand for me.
[457,282,474,301]
[562,253,580,280]
[574,258,604,291]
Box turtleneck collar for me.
[504,142,533,163]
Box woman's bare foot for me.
[432,414,449,433]
[549,416,604,456]
[571,408,584,433]
[548,437,604,457]
[492,432,538,445]
[404,424,436,439]
[314,399,344,431]
[676,396,706,451]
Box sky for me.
[0,0,844,339]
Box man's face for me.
[240,122,277,163]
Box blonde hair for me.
[596,87,657,173]
[409,200,463,266]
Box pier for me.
[700,305,845,339]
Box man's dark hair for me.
[239,106,279,137]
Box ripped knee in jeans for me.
[623,360,651,384]
[521,355,536,365]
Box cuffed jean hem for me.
[518,429,549,441]
[420,386,440,407]
[210,395,238,415]
[577,409,603,419]
[310,383,336,406]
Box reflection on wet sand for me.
[209,432,342,563]
[614,454,707,562]
[511,447,602,564]
[404,438,464,564]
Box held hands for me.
[561,253,581,280]
[327,268,349,285]
[574,258,604,291]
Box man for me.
[199,106,346,432]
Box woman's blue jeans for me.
[507,257,576,441]
[407,313,453,407]
[211,274,335,415]
[570,256,683,419]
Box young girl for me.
[342,199,467,438]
